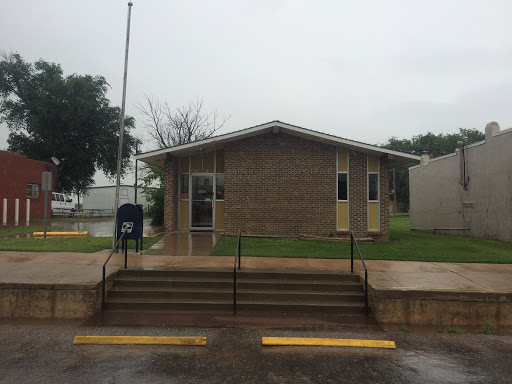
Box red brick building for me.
[0,151,52,222]
[137,121,419,241]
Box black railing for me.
[102,231,127,311]
[233,229,241,314]
[350,232,369,315]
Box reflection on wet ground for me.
[2,221,221,256]
[3,219,162,238]
[143,231,222,256]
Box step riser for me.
[114,280,363,292]
[107,269,366,315]
[117,270,360,282]
[117,270,233,280]
[109,291,364,303]
[106,302,365,315]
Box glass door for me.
[191,174,214,230]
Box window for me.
[367,156,380,231]
[27,183,40,198]
[368,174,378,201]
[180,174,189,200]
[337,149,349,230]
[216,174,224,200]
[337,173,348,201]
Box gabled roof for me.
[136,120,420,168]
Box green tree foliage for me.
[0,52,136,195]
[382,128,485,209]
[141,165,164,226]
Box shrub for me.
[481,321,496,335]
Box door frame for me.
[189,173,215,231]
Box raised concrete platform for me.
[0,251,510,326]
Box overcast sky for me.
[1,0,511,185]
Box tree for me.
[136,95,230,225]
[136,95,229,148]
[382,128,485,209]
[0,52,136,195]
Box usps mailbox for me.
[116,203,144,252]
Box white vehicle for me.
[51,192,75,216]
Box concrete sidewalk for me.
[0,250,511,325]
[1,250,511,292]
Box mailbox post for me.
[41,172,52,238]
[116,203,144,268]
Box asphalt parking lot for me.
[0,319,511,384]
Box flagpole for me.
[113,2,134,249]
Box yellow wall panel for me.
[180,157,189,173]
[337,149,348,172]
[203,151,215,172]
[216,150,224,173]
[337,202,348,230]
[215,201,224,230]
[179,201,189,230]
[191,154,202,172]
[368,202,379,231]
[368,156,379,173]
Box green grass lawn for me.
[0,236,163,253]
[210,217,512,263]
[0,226,162,253]
[0,225,63,237]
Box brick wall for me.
[163,155,178,232]
[344,151,390,241]
[347,151,367,238]
[0,151,51,221]
[162,132,391,241]
[224,132,336,237]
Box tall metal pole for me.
[134,141,140,204]
[392,167,397,217]
[112,2,134,249]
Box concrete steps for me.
[104,268,366,315]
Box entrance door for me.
[191,174,214,230]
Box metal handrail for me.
[102,231,127,311]
[233,229,241,314]
[350,232,369,315]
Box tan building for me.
[409,122,512,242]
[137,121,419,241]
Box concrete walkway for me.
[1,250,511,326]
[1,250,511,293]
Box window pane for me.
[34,184,39,197]
[369,174,379,201]
[26,184,32,197]
[216,174,224,200]
[180,174,189,199]
[337,173,347,201]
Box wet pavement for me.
[0,320,511,383]
[143,231,222,256]
[4,219,163,238]
[1,250,511,295]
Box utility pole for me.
[392,167,397,216]
[134,140,140,204]
[113,2,134,249]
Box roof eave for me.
[135,121,420,168]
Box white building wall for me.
[82,185,154,211]
[409,122,512,242]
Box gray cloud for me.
[1,0,511,185]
